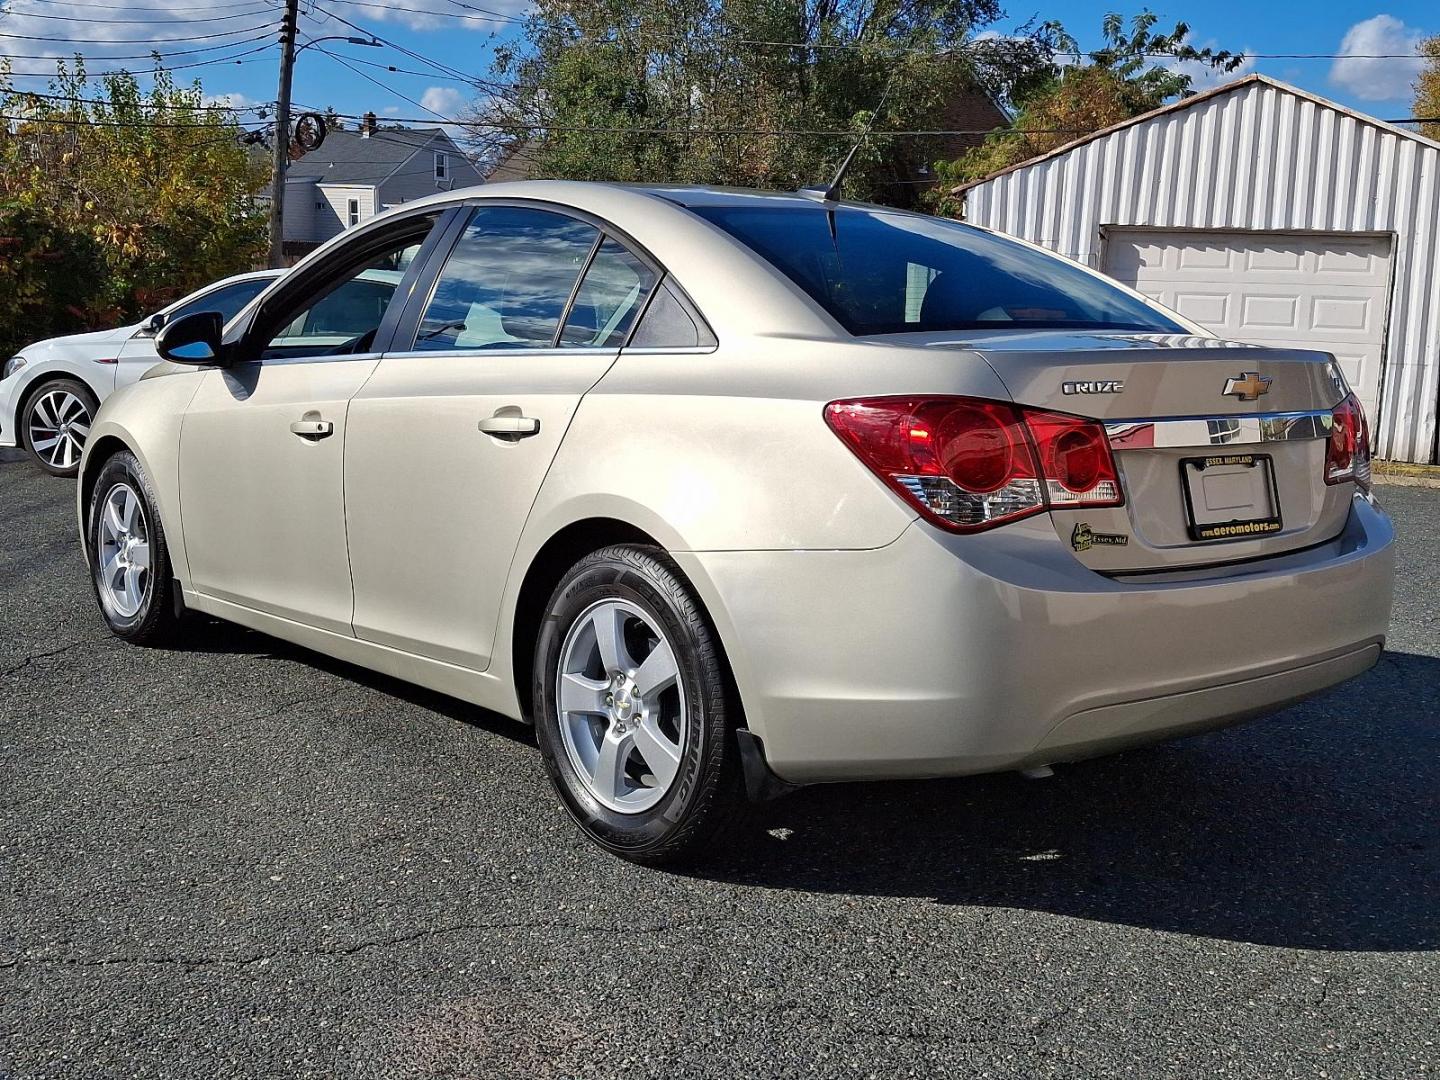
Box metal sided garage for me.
[954,74,1440,464]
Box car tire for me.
[534,544,746,865]
[87,450,179,646]
[22,377,99,477]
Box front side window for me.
[691,206,1183,336]
[164,277,270,328]
[410,206,599,351]
[259,230,429,359]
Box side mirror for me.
[155,311,224,365]
[140,312,167,336]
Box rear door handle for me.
[478,415,541,439]
[290,419,334,440]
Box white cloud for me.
[1330,15,1427,101]
[420,86,468,121]
[203,92,255,110]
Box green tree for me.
[1416,35,1440,142]
[926,12,1242,210]
[471,0,1058,202]
[0,60,268,348]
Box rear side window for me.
[559,240,658,347]
[692,206,1182,336]
[411,206,598,351]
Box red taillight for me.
[1326,393,1371,490]
[824,397,1123,533]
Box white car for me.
[0,270,282,475]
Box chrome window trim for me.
[1105,410,1334,448]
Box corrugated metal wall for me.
[962,78,1440,464]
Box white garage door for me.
[1103,230,1392,422]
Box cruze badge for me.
[1222,372,1273,401]
[1071,523,1129,552]
[1062,379,1125,395]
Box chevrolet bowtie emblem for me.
[1222,372,1273,401]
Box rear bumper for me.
[676,493,1394,783]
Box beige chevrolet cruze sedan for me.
[77,182,1395,863]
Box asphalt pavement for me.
[1,448,1436,1079]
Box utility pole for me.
[267,0,300,269]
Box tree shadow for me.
[691,650,1439,952]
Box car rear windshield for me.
[691,205,1184,336]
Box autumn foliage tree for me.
[472,0,1059,202]
[1416,35,1440,142]
[927,12,1242,212]
[0,61,267,355]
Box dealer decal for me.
[1071,523,1129,552]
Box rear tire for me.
[533,544,745,865]
[87,450,179,646]
[22,377,98,477]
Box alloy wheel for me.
[555,599,687,814]
[29,389,92,471]
[96,482,151,619]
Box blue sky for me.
[0,0,1434,134]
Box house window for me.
[347,198,360,227]
[434,152,448,181]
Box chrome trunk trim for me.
[1104,410,1333,449]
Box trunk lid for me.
[890,330,1353,572]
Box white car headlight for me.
[1,355,26,381]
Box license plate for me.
[1180,453,1283,542]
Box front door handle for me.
[290,419,334,440]
[478,415,541,439]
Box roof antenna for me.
[800,63,902,203]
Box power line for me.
[2,87,272,112]
[314,110,1440,137]
[0,110,269,127]
[304,0,504,89]
[0,23,276,45]
[14,0,276,12]
[307,39,456,123]
[0,40,277,77]
[0,5,275,24]
[0,31,278,60]
[323,0,522,26]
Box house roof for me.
[285,126,448,186]
[949,73,1440,196]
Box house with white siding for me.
[278,114,485,258]
[951,74,1440,465]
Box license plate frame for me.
[1179,452,1284,542]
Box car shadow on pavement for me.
[174,614,538,748]
[172,611,1435,952]
[694,650,1440,953]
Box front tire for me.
[87,451,179,645]
[534,545,745,865]
[23,377,98,477]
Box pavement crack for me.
[3,918,693,974]
[0,635,111,678]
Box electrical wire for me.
[0,22,276,44]
[0,5,277,24]
[3,87,272,112]
[322,0,521,26]
[0,41,277,78]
